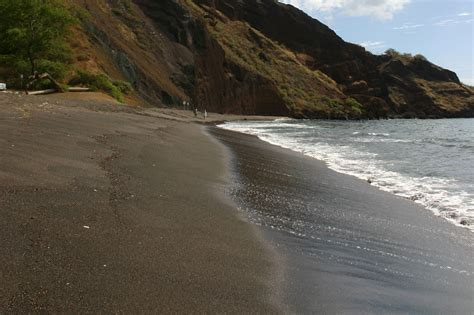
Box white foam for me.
[218,121,474,231]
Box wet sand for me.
[0,93,279,313]
[3,91,473,313]
[211,127,474,314]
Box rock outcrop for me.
[72,0,474,119]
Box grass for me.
[181,1,349,117]
[211,20,346,114]
[69,70,132,102]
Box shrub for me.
[385,49,400,57]
[36,60,69,81]
[324,97,343,110]
[345,97,363,114]
[69,70,133,102]
[414,54,428,61]
[113,80,133,94]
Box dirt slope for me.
[70,0,474,119]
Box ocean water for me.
[219,118,474,231]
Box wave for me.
[218,121,474,231]
[368,132,390,136]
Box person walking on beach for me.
[194,108,198,117]
[204,109,208,121]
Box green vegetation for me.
[182,1,371,118]
[0,0,76,87]
[119,0,133,11]
[205,19,345,115]
[384,48,426,63]
[183,1,364,117]
[69,70,132,102]
[384,48,400,57]
[319,97,364,118]
[112,0,135,18]
[345,97,364,114]
[413,54,428,61]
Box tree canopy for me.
[0,0,75,82]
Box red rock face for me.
[192,0,474,118]
[131,0,289,115]
[192,21,289,115]
[78,0,473,118]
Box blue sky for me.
[279,0,473,86]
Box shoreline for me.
[202,126,288,311]
[210,126,474,313]
[2,91,472,312]
[217,120,474,232]
[0,94,281,312]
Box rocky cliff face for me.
[72,0,474,118]
[192,0,474,118]
[136,0,291,115]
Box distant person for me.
[194,108,198,117]
[204,109,208,120]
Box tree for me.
[414,54,428,61]
[0,0,75,79]
[384,48,400,57]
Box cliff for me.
[70,0,474,118]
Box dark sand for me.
[0,93,280,313]
[3,91,473,314]
[211,127,474,314]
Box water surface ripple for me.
[219,119,474,230]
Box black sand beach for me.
[2,92,473,313]
[211,127,474,314]
[0,94,279,313]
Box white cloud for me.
[279,0,410,20]
[393,22,424,30]
[434,18,470,26]
[360,40,387,53]
[458,12,472,17]
[360,40,385,47]
[461,78,474,86]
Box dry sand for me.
[0,93,281,313]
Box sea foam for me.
[219,119,474,231]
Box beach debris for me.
[409,193,423,201]
[447,211,458,219]
[0,83,6,90]
[367,177,373,184]
[68,87,91,92]
[83,225,90,229]
[27,89,56,95]
[28,87,91,95]
[25,72,91,95]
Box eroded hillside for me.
[70,0,474,118]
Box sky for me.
[279,0,474,86]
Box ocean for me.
[219,118,474,231]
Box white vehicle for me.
[0,83,6,90]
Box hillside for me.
[6,0,474,118]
